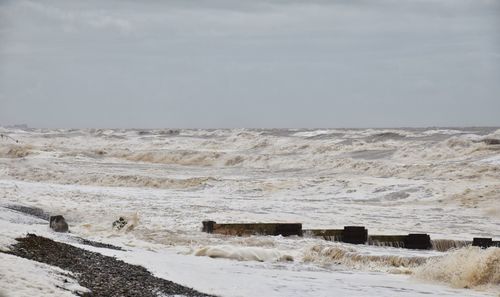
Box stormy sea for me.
[1,127,499,296]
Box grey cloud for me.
[0,0,499,128]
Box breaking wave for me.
[195,245,294,262]
[448,187,500,212]
[302,244,427,271]
[77,175,217,189]
[8,168,217,189]
[414,246,500,290]
[430,239,471,252]
[119,150,224,166]
[0,145,33,158]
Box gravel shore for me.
[5,204,124,251]
[5,234,215,297]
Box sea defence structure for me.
[369,234,432,249]
[202,221,499,251]
[305,228,431,249]
[472,237,500,248]
[202,220,302,237]
[304,226,368,244]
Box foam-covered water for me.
[1,127,499,295]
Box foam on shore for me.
[195,245,294,262]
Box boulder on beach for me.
[112,214,139,232]
[49,215,69,232]
[112,217,128,230]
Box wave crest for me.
[303,244,426,270]
[7,167,217,189]
[120,150,223,166]
[0,145,33,158]
[414,246,500,289]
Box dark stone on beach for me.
[50,215,69,232]
[342,226,368,244]
[5,234,214,297]
[112,217,128,230]
[472,237,493,248]
[404,234,431,250]
[482,138,500,145]
[5,205,123,251]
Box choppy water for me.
[1,127,499,295]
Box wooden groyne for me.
[305,229,431,249]
[202,221,302,237]
[202,221,499,251]
[304,226,368,244]
[472,237,500,248]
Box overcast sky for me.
[0,0,499,128]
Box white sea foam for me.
[195,245,293,262]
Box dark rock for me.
[112,217,127,230]
[50,215,69,232]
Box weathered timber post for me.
[342,226,367,244]
[472,237,493,248]
[202,220,216,233]
[275,223,303,237]
[404,234,431,249]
